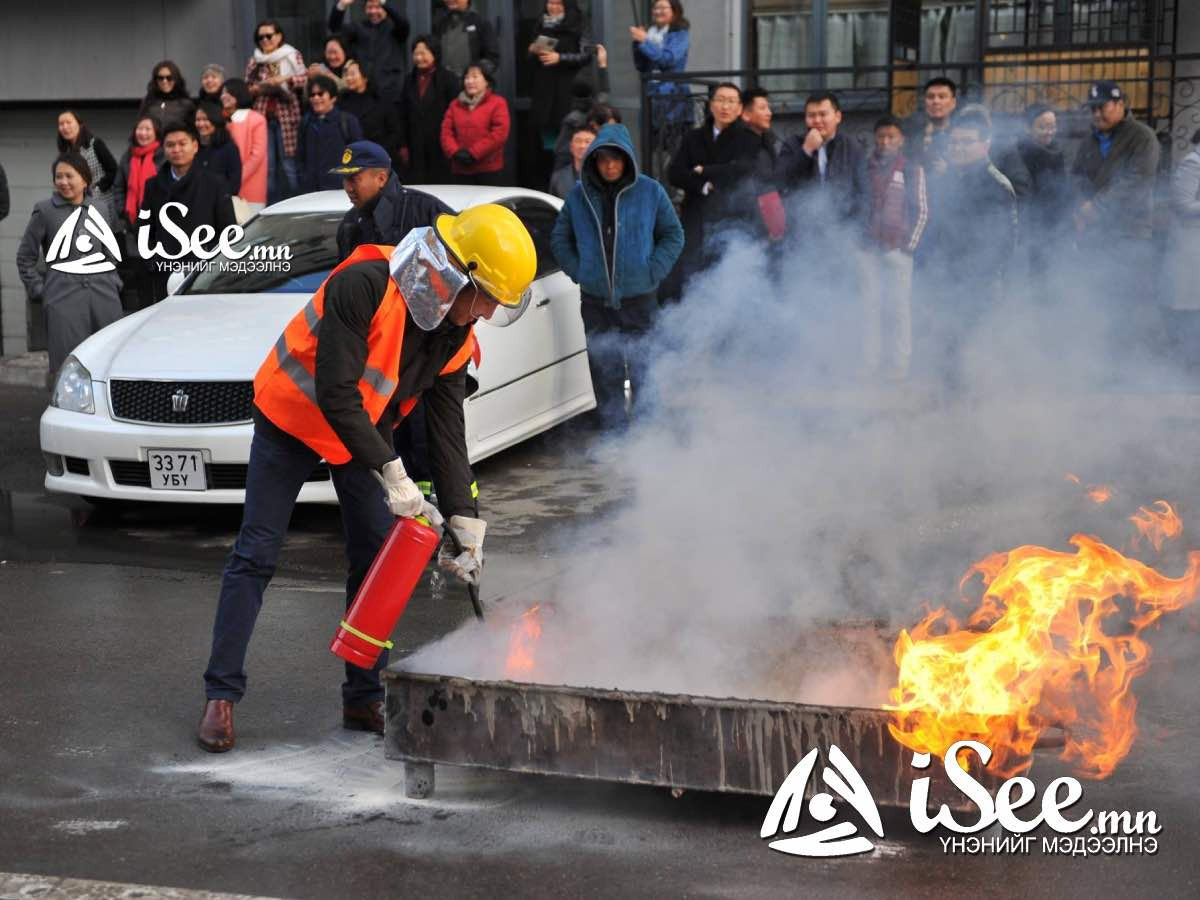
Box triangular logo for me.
[47,205,122,274]
[760,745,885,857]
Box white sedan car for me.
[39,186,594,504]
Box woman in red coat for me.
[440,63,510,186]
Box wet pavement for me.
[2,383,1199,898]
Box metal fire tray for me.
[382,667,997,807]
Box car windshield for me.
[182,212,343,295]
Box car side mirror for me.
[166,271,187,296]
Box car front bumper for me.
[39,384,337,504]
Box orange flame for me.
[1129,501,1182,552]
[1065,472,1112,504]
[504,605,544,678]
[887,515,1200,779]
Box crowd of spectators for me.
[12,0,1200,398]
[656,73,1188,387]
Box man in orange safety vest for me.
[197,204,537,752]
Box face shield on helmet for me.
[464,270,531,328]
[387,226,470,331]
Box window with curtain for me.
[921,1,977,64]
[752,0,815,94]
[826,1,890,89]
[749,0,981,101]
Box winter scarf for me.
[645,25,668,45]
[125,140,160,224]
[252,43,305,78]
[457,89,487,110]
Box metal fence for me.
[638,51,1200,181]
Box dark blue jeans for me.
[203,425,393,707]
[266,118,298,205]
[580,292,658,423]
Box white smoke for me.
[409,187,1200,708]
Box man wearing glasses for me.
[297,75,364,192]
[246,19,308,202]
[198,205,538,753]
[666,82,760,299]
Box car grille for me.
[109,380,255,425]
[108,461,331,490]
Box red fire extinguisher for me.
[330,509,486,668]
[330,514,441,668]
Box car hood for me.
[99,294,306,381]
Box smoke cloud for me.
[410,170,1200,713]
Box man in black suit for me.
[141,122,236,302]
[775,90,867,237]
[666,82,762,299]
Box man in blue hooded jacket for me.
[550,123,684,420]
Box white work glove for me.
[373,457,424,518]
[438,515,486,585]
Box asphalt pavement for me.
[1,382,1198,899]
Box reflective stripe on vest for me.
[253,243,475,465]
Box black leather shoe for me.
[343,700,385,735]
[198,699,235,752]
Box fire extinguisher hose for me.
[420,503,485,620]
[443,522,485,620]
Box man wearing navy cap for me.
[330,140,452,261]
[1071,80,1162,350]
[1071,80,1159,241]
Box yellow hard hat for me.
[434,204,537,308]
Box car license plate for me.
[147,449,205,491]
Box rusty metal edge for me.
[382,666,897,720]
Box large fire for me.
[887,500,1199,779]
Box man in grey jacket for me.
[1071,80,1162,350]
[1072,80,1160,241]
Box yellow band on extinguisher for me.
[338,619,394,650]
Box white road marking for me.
[0,871,279,899]
[49,819,127,835]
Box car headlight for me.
[51,356,95,414]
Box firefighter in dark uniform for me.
[197,203,537,752]
[333,140,452,262]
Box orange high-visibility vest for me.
[253,243,478,465]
